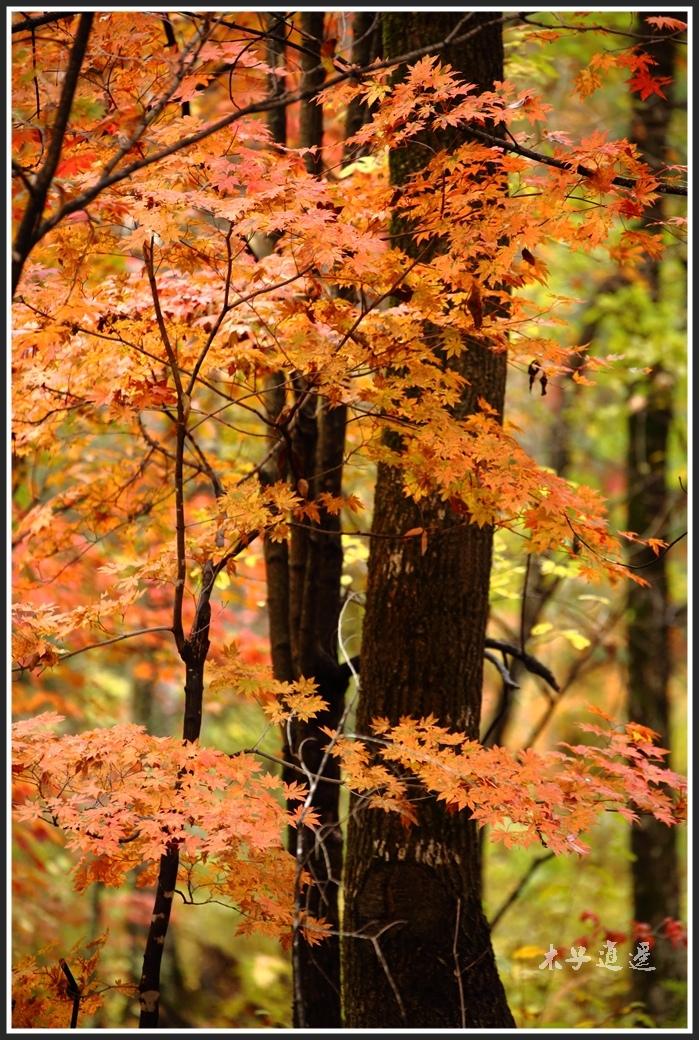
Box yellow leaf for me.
[512,945,546,960]
[338,155,383,180]
[531,622,553,637]
[562,628,591,650]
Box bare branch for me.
[483,651,520,695]
[489,853,555,931]
[12,12,77,34]
[484,638,560,693]
[12,627,174,673]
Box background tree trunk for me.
[260,12,351,1028]
[342,12,514,1028]
[627,14,684,1020]
[298,12,324,177]
[343,11,382,160]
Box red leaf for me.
[645,16,687,32]
[629,67,673,101]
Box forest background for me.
[10,6,688,1032]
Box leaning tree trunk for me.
[342,12,514,1028]
[627,14,684,1021]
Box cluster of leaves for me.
[12,712,329,944]
[206,639,329,722]
[11,12,687,1017]
[328,707,686,855]
[12,936,110,1029]
[12,16,688,675]
[13,703,685,914]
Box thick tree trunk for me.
[342,13,514,1028]
[626,15,684,1024]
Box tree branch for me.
[20,16,517,258]
[484,638,560,693]
[12,627,174,672]
[518,13,687,44]
[161,14,190,118]
[489,852,555,930]
[12,12,77,34]
[186,225,235,395]
[466,123,687,197]
[12,12,94,295]
[143,240,187,650]
[14,9,684,290]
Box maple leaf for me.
[56,150,99,178]
[629,67,673,101]
[9,18,688,1019]
[575,68,602,99]
[645,16,687,32]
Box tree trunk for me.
[343,12,382,159]
[342,13,514,1028]
[299,12,324,177]
[138,588,211,1028]
[261,12,350,1028]
[627,13,684,1024]
[265,11,287,148]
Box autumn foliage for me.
[11,10,687,1028]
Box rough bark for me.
[342,12,514,1028]
[626,15,685,1025]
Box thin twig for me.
[143,240,187,650]
[565,513,687,571]
[489,852,555,930]
[465,123,687,197]
[370,922,408,1023]
[453,898,466,1028]
[186,225,235,394]
[12,627,174,672]
[483,650,519,692]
